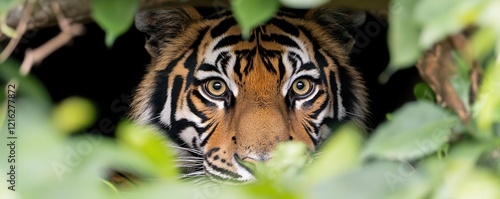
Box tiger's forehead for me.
[198,24,314,97]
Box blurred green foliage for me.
[1,0,500,198]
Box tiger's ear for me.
[306,8,366,53]
[135,7,202,57]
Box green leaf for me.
[413,82,435,102]
[0,59,51,105]
[52,96,97,134]
[231,0,279,39]
[469,27,497,61]
[0,0,20,16]
[473,60,500,136]
[388,0,421,68]
[0,0,21,38]
[308,162,402,199]
[249,141,311,186]
[303,124,363,183]
[430,141,487,199]
[453,168,500,199]
[279,0,329,9]
[414,0,483,49]
[91,0,138,47]
[362,101,459,161]
[116,120,179,178]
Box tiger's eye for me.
[292,78,313,96]
[206,79,227,97]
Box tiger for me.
[129,6,369,183]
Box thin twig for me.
[0,1,33,63]
[19,2,85,76]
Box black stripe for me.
[192,90,216,107]
[211,18,237,38]
[200,124,218,147]
[278,57,286,83]
[217,52,230,76]
[198,63,218,72]
[233,54,244,80]
[310,91,328,116]
[185,28,209,90]
[243,48,257,75]
[214,35,242,50]
[273,34,300,48]
[298,26,320,53]
[336,61,356,120]
[187,91,211,121]
[303,122,318,145]
[270,18,299,37]
[303,90,325,109]
[151,57,181,125]
[298,62,316,72]
[328,70,339,121]
[170,76,184,120]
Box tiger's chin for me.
[203,156,256,184]
[173,146,255,184]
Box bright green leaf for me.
[309,162,402,199]
[413,82,435,102]
[450,51,472,111]
[303,124,363,183]
[453,168,500,199]
[362,101,459,161]
[91,0,138,47]
[52,96,97,134]
[388,0,421,68]
[116,120,179,178]
[231,0,279,39]
[430,141,487,199]
[473,60,500,136]
[0,59,51,105]
[414,0,483,49]
[469,27,497,61]
[250,141,311,186]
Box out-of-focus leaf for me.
[431,142,487,199]
[385,166,431,199]
[0,59,51,105]
[264,142,311,179]
[453,168,500,199]
[0,175,20,198]
[387,0,421,68]
[248,141,310,192]
[469,27,497,61]
[0,0,20,15]
[413,82,435,102]
[362,101,459,161]
[231,0,279,39]
[473,60,500,136]
[450,51,472,111]
[52,96,97,134]
[91,0,138,47]
[0,0,21,37]
[308,162,402,199]
[279,0,329,9]
[116,120,178,178]
[303,124,363,183]
[414,0,483,49]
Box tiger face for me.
[131,7,368,183]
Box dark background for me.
[5,12,421,137]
